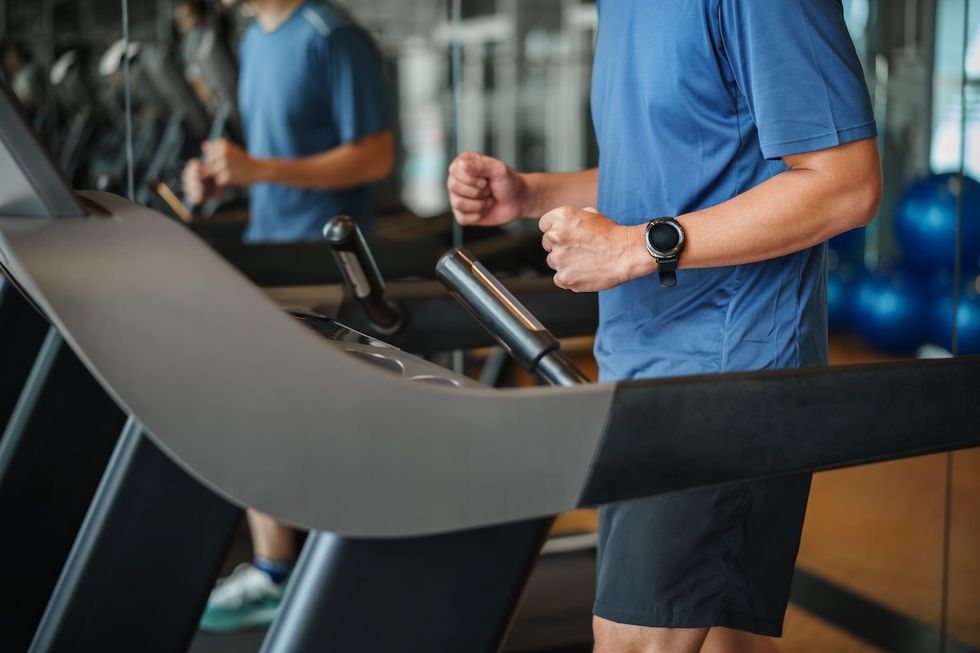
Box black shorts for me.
[593,473,811,636]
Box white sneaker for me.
[198,563,285,633]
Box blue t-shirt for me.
[238,2,389,243]
[591,0,876,382]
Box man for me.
[182,0,394,632]
[447,2,880,652]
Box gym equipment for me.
[323,214,405,334]
[93,39,162,195]
[2,75,979,534]
[828,225,865,259]
[48,49,101,184]
[135,45,211,206]
[259,235,589,653]
[13,189,976,532]
[0,41,47,130]
[2,82,980,652]
[207,219,561,287]
[26,417,240,653]
[438,248,591,385]
[931,273,980,355]
[0,83,598,652]
[851,271,930,353]
[0,277,47,432]
[0,323,129,652]
[184,26,242,142]
[827,265,856,330]
[895,173,980,272]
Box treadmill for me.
[1,82,979,653]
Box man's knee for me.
[592,615,708,653]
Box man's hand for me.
[181,158,222,206]
[447,152,529,226]
[539,207,645,292]
[202,139,264,187]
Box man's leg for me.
[198,510,298,632]
[593,475,810,652]
[247,508,297,564]
[593,620,779,653]
[701,627,780,653]
[593,617,708,653]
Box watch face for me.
[649,222,681,254]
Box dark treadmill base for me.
[0,330,127,653]
[0,277,48,434]
[30,422,243,653]
[261,520,553,653]
[187,544,597,653]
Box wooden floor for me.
[781,605,880,652]
[792,335,980,649]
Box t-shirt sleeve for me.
[324,27,391,144]
[718,0,876,159]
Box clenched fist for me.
[539,207,645,292]
[446,152,529,227]
[202,138,262,187]
[181,158,222,206]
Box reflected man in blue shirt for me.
[183,0,393,243]
[182,0,394,634]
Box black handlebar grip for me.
[324,215,404,335]
[436,248,589,387]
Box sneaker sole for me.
[199,606,281,634]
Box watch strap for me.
[658,256,678,288]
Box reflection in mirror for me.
[941,2,980,652]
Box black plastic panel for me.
[0,278,48,433]
[581,358,980,506]
[0,333,126,653]
[31,424,242,653]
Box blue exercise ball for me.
[829,226,865,260]
[827,260,860,330]
[852,272,930,353]
[894,173,980,272]
[930,273,980,356]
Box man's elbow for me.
[837,140,882,230]
[363,131,396,183]
[849,167,882,228]
[374,144,396,181]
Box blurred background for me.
[1,0,977,651]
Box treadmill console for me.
[290,311,480,389]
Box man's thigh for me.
[593,473,812,636]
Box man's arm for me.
[201,130,395,191]
[540,138,882,292]
[521,169,599,216]
[447,151,597,225]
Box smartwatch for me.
[644,217,685,288]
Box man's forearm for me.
[623,139,881,279]
[256,131,394,190]
[521,168,599,217]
